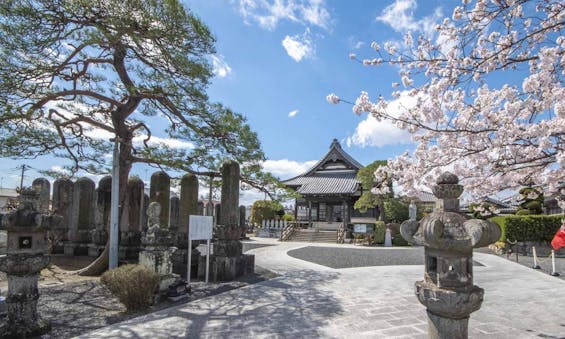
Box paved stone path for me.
[80,239,565,338]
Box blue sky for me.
[1,0,457,203]
[187,0,450,177]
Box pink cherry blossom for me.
[328,0,565,199]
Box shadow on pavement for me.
[85,270,344,338]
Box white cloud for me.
[282,32,314,62]
[347,91,419,148]
[133,135,194,149]
[239,189,267,206]
[235,0,331,30]
[211,55,232,78]
[376,0,442,37]
[348,36,365,50]
[288,109,299,118]
[263,159,317,179]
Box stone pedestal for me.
[427,311,469,339]
[139,201,181,294]
[207,229,254,281]
[139,245,177,292]
[202,254,255,281]
[0,254,51,337]
[204,161,255,282]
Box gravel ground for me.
[33,265,278,339]
[287,246,484,269]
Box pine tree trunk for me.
[74,133,133,276]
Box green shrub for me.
[250,200,284,224]
[384,199,409,223]
[489,215,562,242]
[392,235,409,246]
[489,216,508,243]
[282,213,294,221]
[101,264,158,312]
[373,221,386,244]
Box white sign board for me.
[189,215,213,240]
[187,215,214,285]
[354,224,367,233]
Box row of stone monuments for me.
[0,160,254,337]
[21,165,248,278]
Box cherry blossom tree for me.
[328,0,564,205]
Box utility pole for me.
[109,138,120,270]
[17,164,30,189]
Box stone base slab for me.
[88,244,105,257]
[200,254,254,282]
[64,243,89,256]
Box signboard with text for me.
[188,215,213,240]
[353,224,375,233]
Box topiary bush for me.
[392,235,410,246]
[516,187,544,215]
[489,214,562,243]
[373,221,386,244]
[101,264,159,312]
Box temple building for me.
[282,139,376,231]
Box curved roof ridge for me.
[282,139,363,184]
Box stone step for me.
[288,230,337,243]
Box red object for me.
[551,224,565,250]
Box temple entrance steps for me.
[311,222,340,231]
[287,229,337,243]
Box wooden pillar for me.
[308,200,312,228]
[294,199,298,221]
[342,200,348,230]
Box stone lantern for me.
[400,172,500,339]
[0,187,61,337]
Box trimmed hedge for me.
[373,221,386,244]
[489,214,562,243]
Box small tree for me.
[250,200,284,225]
[384,198,409,223]
[354,160,391,220]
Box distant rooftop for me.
[0,188,18,198]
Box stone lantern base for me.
[427,310,469,339]
[415,280,484,339]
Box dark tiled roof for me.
[460,196,518,214]
[283,139,363,183]
[405,191,436,203]
[282,139,365,196]
[285,171,359,195]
